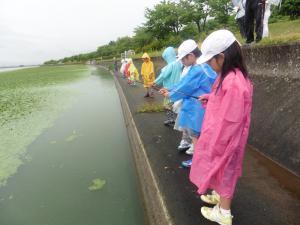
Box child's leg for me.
[178,128,192,152]
[149,86,154,96]
[182,129,192,144]
[144,87,150,97]
[191,137,197,148]
[219,197,232,210]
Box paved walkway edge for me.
[112,71,173,225]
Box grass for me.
[100,19,300,62]
[200,19,300,46]
[124,19,300,61]
[257,19,300,45]
[0,65,90,186]
[137,103,165,113]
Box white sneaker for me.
[201,204,233,225]
[185,144,194,155]
[200,190,220,205]
[178,140,191,151]
[178,139,184,147]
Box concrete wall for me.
[243,43,300,175]
[101,42,300,176]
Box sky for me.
[0,0,161,66]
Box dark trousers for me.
[165,109,176,121]
[237,16,246,38]
[245,0,264,43]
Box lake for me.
[0,65,145,225]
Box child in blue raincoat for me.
[153,47,182,126]
[160,40,216,167]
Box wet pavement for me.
[115,72,300,225]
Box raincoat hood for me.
[162,47,177,64]
[142,53,150,59]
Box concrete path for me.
[115,73,300,225]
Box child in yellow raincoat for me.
[128,58,139,85]
[141,53,155,97]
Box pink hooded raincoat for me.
[190,69,253,198]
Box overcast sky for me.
[0,0,161,66]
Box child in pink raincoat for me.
[190,30,253,225]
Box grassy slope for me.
[258,19,300,45]
[131,19,300,59]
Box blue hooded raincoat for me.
[154,47,182,89]
[169,63,217,133]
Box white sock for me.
[220,207,231,217]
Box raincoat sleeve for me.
[141,62,154,79]
[135,67,140,81]
[210,76,246,160]
[168,70,211,102]
[149,62,155,80]
[220,76,245,123]
[154,64,172,86]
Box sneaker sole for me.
[200,195,219,205]
[178,147,190,152]
[185,151,194,155]
[181,164,192,168]
[201,208,228,225]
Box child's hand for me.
[159,88,169,97]
[198,95,208,103]
[151,83,158,91]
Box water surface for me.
[0,66,145,225]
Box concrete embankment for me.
[108,69,300,225]
[101,42,300,176]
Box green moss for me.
[88,178,106,191]
[137,103,165,113]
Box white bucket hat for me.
[177,39,199,61]
[197,30,238,65]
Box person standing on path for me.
[153,47,182,126]
[159,40,216,159]
[120,59,127,78]
[190,30,253,225]
[127,58,139,85]
[141,53,155,97]
[232,0,247,38]
[262,0,282,38]
[245,0,265,43]
[173,65,193,155]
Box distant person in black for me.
[113,57,118,73]
[232,0,247,39]
[245,0,265,43]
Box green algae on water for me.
[65,130,83,142]
[88,178,106,191]
[0,65,90,187]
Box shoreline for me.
[108,66,300,225]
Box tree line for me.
[44,0,299,65]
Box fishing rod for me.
[131,78,199,100]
